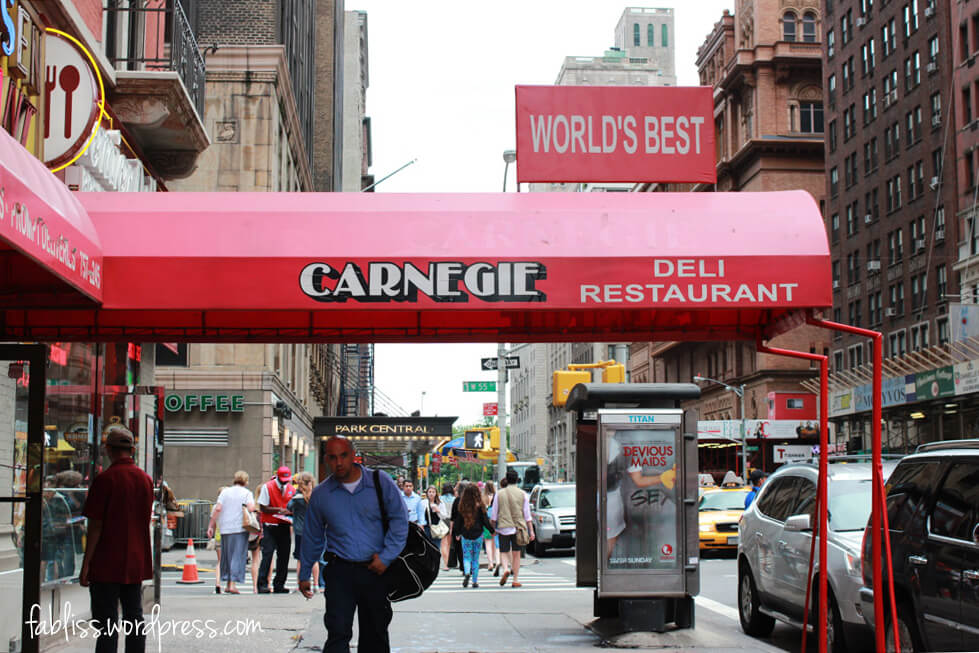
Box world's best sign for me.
[515,85,716,184]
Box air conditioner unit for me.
[924,6,934,17]
[932,114,941,127]
[856,17,867,27]
[926,61,937,73]
[883,95,892,108]
[890,90,899,103]
[930,176,940,190]
[833,279,841,289]
[916,238,927,251]
[865,213,873,224]
[936,228,945,241]
[867,260,881,271]
[885,308,897,316]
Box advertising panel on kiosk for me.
[599,409,685,595]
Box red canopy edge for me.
[1,191,830,342]
[0,128,103,303]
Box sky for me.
[348,0,734,425]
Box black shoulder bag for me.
[373,471,441,602]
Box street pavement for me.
[47,546,816,652]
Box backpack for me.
[373,471,441,602]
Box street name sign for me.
[480,357,520,371]
[463,381,496,392]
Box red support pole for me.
[756,337,828,653]
[806,315,900,653]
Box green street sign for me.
[463,381,497,392]
[746,445,760,452]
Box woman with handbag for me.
[453,484,494,588]
[425,486,449,545]
[438,484,455,570]
[207,471,257,594]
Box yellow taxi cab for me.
[698,487,750,551]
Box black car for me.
[859,440,979,652]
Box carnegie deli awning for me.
[0,128,102,307]
[0,190,831,342]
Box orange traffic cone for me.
[177,538,204,584]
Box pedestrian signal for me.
[602,364,625,383]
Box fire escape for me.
[339,344,374,416]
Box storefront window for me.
[42,343,97,585]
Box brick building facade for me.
[631,1,831,478]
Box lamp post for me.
[694,375,748,479]
[502,150,516,192]
[420,391,426,415]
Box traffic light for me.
[602,363,625,383]
[489,426,500,450]
[552,370,591,406]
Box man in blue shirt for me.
[299,437,408,653]
[744,469,768,509]
[400,480,427,527]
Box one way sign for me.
[481,357,520,371]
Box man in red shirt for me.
[257,466,296,593]
[81,425,154,653]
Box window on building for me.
[905,111,914,147]
[830,119,838,152]
[908,165,917,199]
[914,105,923,140]
[847,202,858,235]
[661,24,668,47]
[916,160,925,196]
[933,148,943,181]
[870,291,882,324]
[831,166,839,196]
[633,23,641,46]
[864,141,873,172]
[834,350,845,370]
[930,92,941,128]
[882,23,891,57]
[783,12,797,41]
[967,150,976,190]
[648,23,655,47]
[912,51,921,86]
[860,0,874,15]
[828,29,836,57]
[963,86,973,125]
[803,12,818,42]
[800,102,824,133]
[888,228,903,264]
[928,35,939,63]
[842,9,852,44]
[938,317,949,345]
[936,264,947,300]
[832,213,840,242]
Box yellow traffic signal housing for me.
[488,426,501,450]
[425,454,431,466]
[552,370,591,406]
[602,364,625,383]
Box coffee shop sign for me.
[165,394,244,413]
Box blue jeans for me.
[461,537,482,583]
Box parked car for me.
[699,487,750,552]
[738,459,898,652]
[528,483,575,556]
[859,440,979,652]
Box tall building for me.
[822,0,966,449]
[519,8,676,481]
[157,1,360,501]
[631,2,830,478]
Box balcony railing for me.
[104,2,205,119]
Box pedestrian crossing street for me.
[425,564,584,594]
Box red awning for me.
[0,128,102,306]
[2,190,830,342]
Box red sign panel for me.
[515,85,716,184]
[483,402,498,416]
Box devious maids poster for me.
[602,412,681,572]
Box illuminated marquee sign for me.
[165,394,245,413]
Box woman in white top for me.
[207,470,256,594]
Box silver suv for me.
[737,459,897,652]
[528,483,576,556]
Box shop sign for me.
[829,389,854,417]
[314,416,456,439]
[64,128,157,193]
[164,393,244,413]
[515,85,715,183]
[696,419,831,441]
[43,32,99,168]
[853,376,908,412]
[915,366,955,400]
[773,444,814,464]
[954,359,979,396]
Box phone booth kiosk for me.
[567,383,701,632]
